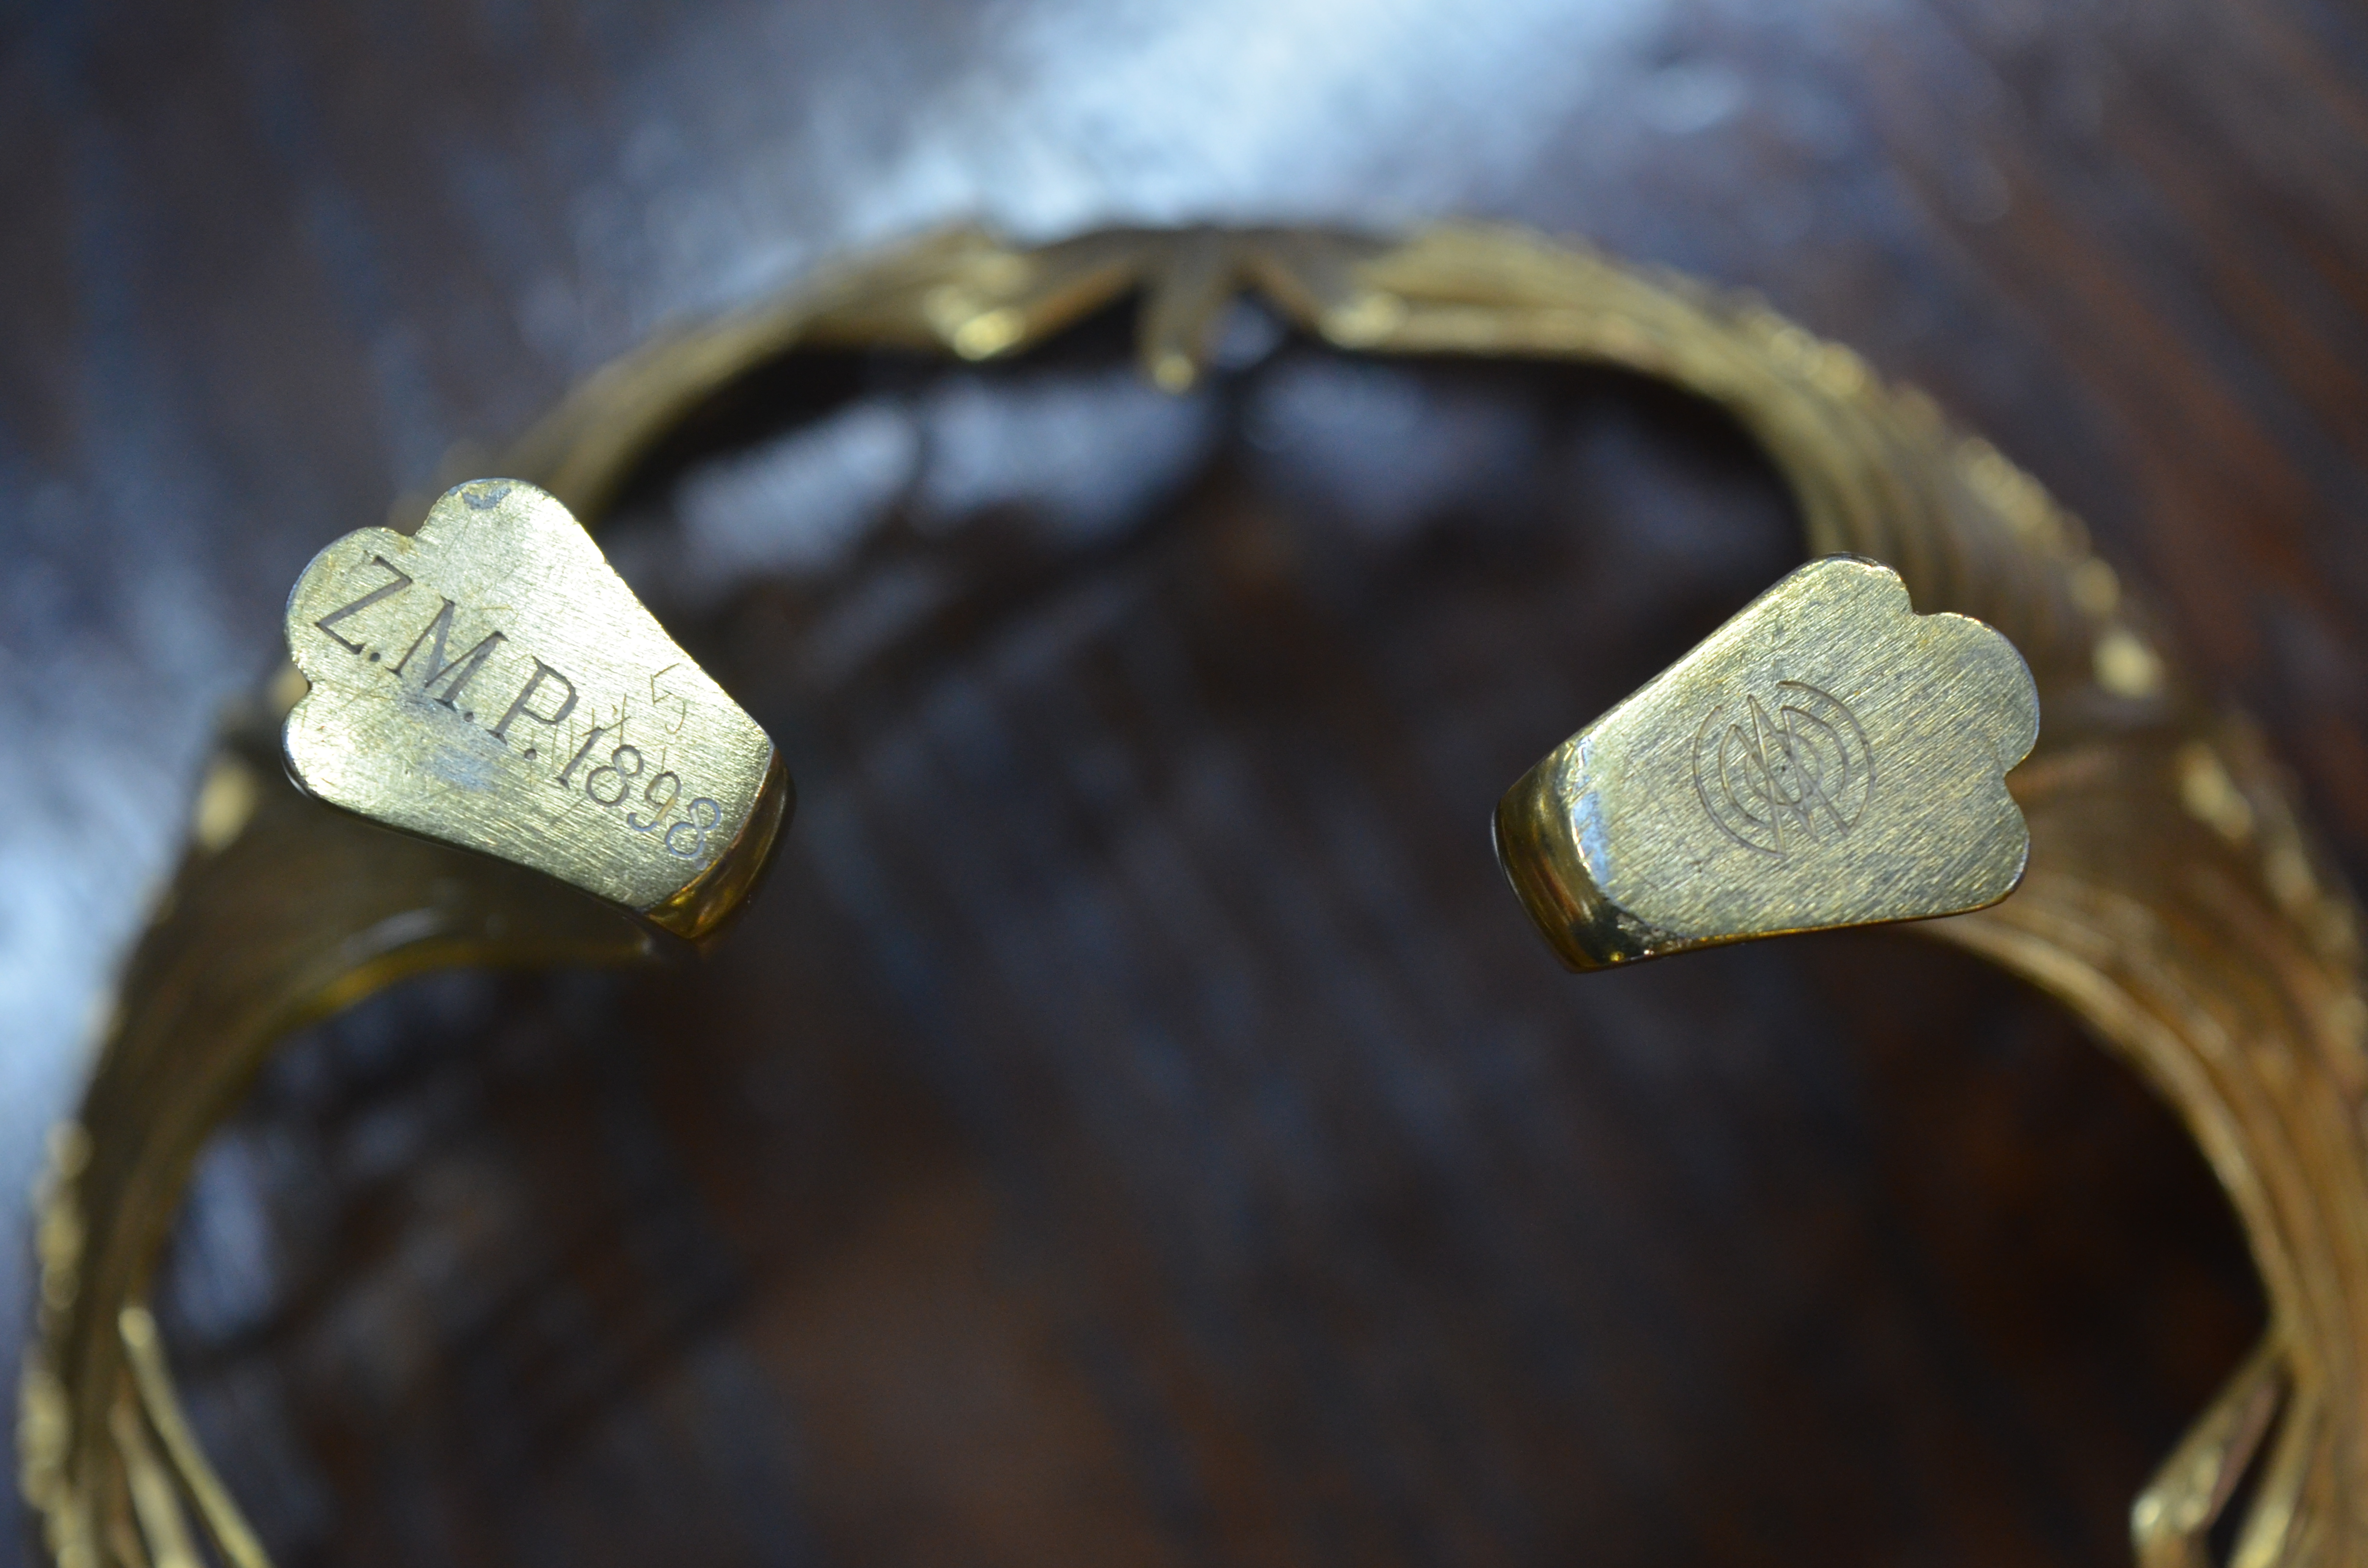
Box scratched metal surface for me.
[5,0,2368,1562]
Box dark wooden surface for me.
[9,1,2368,1563]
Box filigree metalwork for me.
[22,225,2365,1567]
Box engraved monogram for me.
[1691,680,1873,857]
[308,557,724,863]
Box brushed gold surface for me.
[282,479,786,940]
[23,225,2367,1568]
[1496,556,2038,969]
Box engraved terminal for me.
[1494,555,2037,970]
[282,479,790,940]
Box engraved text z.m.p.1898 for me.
[282,479,786,937]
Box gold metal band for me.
[23,225,2366,1567]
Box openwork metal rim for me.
[22,224,2366,1567]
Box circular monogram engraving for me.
[1691,680,1874,857]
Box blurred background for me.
[6,0,2368,1563]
